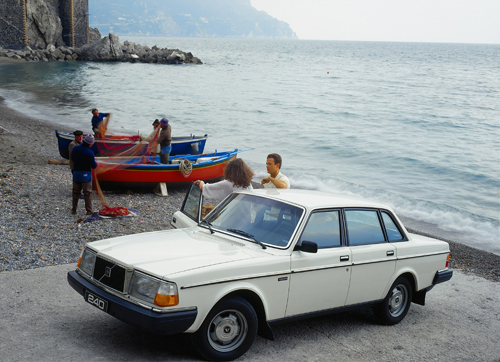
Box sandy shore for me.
[0,95,499,282]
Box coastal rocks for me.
[0,33,202,64]
[121,40,202,64]
[79,34,202,64]
[0,44,80,62]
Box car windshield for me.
[205,193,304,248]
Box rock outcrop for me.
[0,34,202,64]
[77,34,202,64]
[25,0,65,49]
[78,33,123,61]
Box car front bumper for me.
[67,270,197,335]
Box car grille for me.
[93,256,126,293]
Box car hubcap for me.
[208,310,248,352]
[388,284,407,317]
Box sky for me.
[250,0,500,44]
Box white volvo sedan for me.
[68,185,452,361]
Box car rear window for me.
[345,210,385,245]
[381,211,405,241]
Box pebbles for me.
[0,104,188,272]
[0,159,188,272]
[0,101,499,282]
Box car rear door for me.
[343,208,396,305]
[286,209,352,317]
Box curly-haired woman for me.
[194,158,254,200]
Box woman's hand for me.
[194,180,205,190]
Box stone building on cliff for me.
[0,0,90,49]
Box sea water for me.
[0,38,499,254]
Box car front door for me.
[286,209,352,317]
[343,209,396,305]
[171,182,203,228]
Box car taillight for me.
[445,254,450,268]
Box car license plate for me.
[85,290,109,313]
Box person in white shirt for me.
[261,153,290,189]
[195,158,254,201]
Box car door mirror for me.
[295,240,318,253]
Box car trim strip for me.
[394,251,450,261]
[180,272,290,290]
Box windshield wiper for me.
[200,219,215,234]
[227,228,267,249]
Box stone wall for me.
[0,0,26,49]
[0,0,89,49]
[60,0,88,47]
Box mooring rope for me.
[179,158,192,178]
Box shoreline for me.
[0,98,499,282]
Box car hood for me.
[87,228,266,278]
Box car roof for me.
[238,188,391,210]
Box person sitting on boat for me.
[71,135,97,215]
[68,130,83,173]
[91,108,110,135]
[155,118,172,164]
[195,158,254,201]
[141,119,161,159]
[261,153,290,189]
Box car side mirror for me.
[295,240,318,253]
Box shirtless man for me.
[261,153,290,189]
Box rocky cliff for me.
[90,0,297,39]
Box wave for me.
[254,170,500,254]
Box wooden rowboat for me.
[55,130,208,159]
[93,150,242,189]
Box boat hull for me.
[56,130,208,159]
[93,152,237,189]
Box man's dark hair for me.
[267,153,282,169]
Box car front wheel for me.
[375,277,412,325]
[192,296,258,361]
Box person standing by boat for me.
[91,108,110,135]
[71,135,97,215]
[195,158,254,201]
[141,119,161,159]
[261,153,290,189]
[68,130,83,173]
[155,118,172,164]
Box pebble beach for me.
[0,86,499,282]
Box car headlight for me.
[78,248,97,276]
[129,271,179,307]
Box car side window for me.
[345,210,385,245]
[381,211,405,241]
[300,210,341,249]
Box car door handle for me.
[386,250,394,256]
[340,255,349,261]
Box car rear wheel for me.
[192,296,258,361]
[375,277,412,325]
